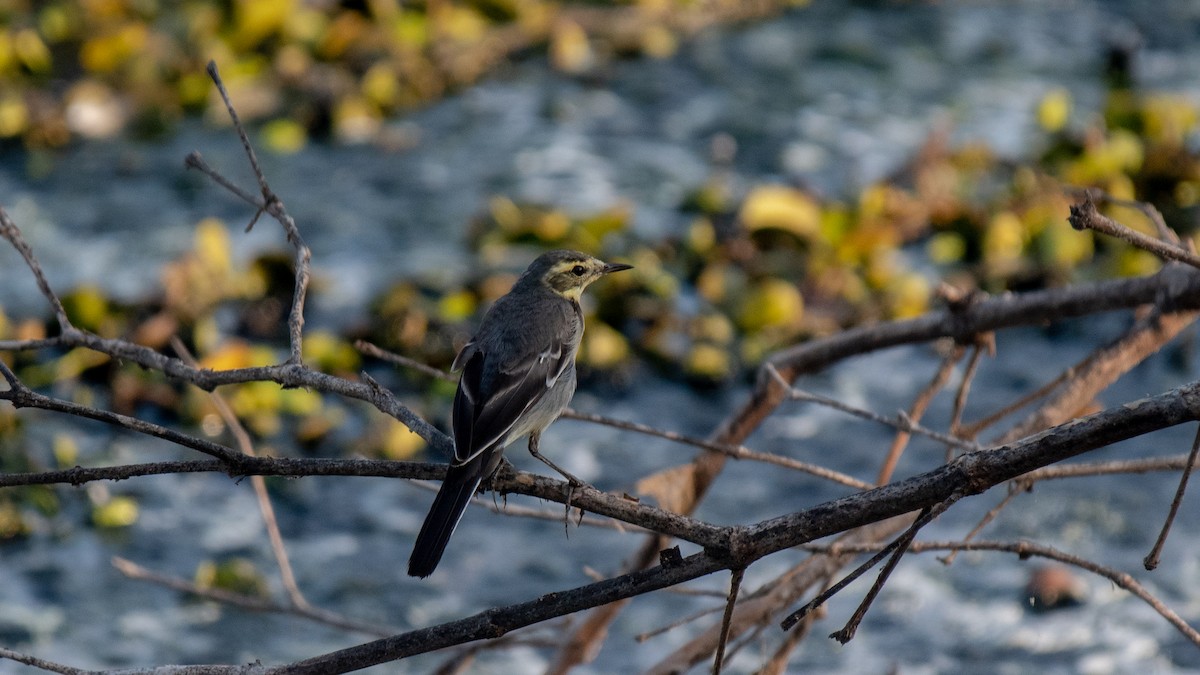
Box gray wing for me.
[451,307,575,466]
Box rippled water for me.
[3,1,1200,673]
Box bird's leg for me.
[527,432,593,518]
[528,429,588,487]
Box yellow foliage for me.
[550,18,592,73]
[738,279,803,332]
[80,23,147,74]
[262,118,307,153]
[685,343,732,380]
[740,185,821,238]
[14,29,52,73]
[1040,219,1093,269]
[392,10,429,49]
[641,24,676,59]
[687,218,716,254]
[581,321,629,369]
[92,496,138,528]
[927,232,966,264]
[333,96,381,143]
[380,419,425,460]
[1176,181,1200,208]
[63,285,110,332]
[195,218,233,272]
[195,558,269,596]
[437,5,489,44]
[0,94,29,138]
[53,433,79,467]
[887,272,930,319]
[302,331,361,372]
[362,63,399,108]
[234,0,294,49]
[438,289,477,323]
[1037,87,1071,133]
[1142,94,1198,148]
[983,211,1026,265]
[200,340,276,371]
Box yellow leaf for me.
[737,279,804,332]
[1037,88,1071,133]
[194,218,232,272]
[684,343,732,380]
[550,18,593,74]
[381,419,425,460]
[740,185,821,238]
[262,118,307,154]
[93,496,138,528]
[438,290,477,323]
[581,321,629,369]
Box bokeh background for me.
[2,1,1200,672]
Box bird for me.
[407,249,633,578]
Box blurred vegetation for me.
[0,0,805,148]
[0,2,1198,538]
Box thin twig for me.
[562,408,873,490]
[356,340,457,381]
[112,557,394,637]
[0,206,73,332]
[947,339,989,459]
[171,337,310,610]
[0,377,247,465]
[804,538,1200,648]
[765,363,981,454]
[712,567,745,675]
[635,603,729,643]
[957,361,1079,439]
[939,479,1028,565]
[828,498,955,644]
[1143,424,1200,570]
[780,498,955,633]
[876,345,963,485]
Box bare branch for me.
[1068,196,1200,269]
[0,647,88,675]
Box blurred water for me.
[3,1,1200,673]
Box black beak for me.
[602,261,634,274]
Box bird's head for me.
[521,249,633,301]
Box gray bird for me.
[407,249,633,578]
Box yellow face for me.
[542,256,613,301]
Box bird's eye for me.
[571,265,586,276]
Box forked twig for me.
[780,497,956,636]
[193,60,312,365]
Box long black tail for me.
[408,460,483,578]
